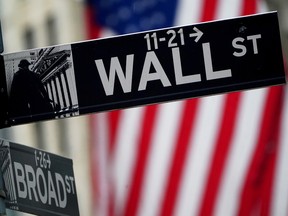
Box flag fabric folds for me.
[87,0,288,215]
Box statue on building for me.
[9,59,54,119]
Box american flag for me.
[86,0,288,215]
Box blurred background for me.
[0,0,287,216]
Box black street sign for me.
[0,12,286,128]
[0,139,79,216]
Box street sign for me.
[0,139,79,216]
[0,12,286,128]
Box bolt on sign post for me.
[0,12,286,128]
[0,139,79,216]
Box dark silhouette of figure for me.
[9,59,54,118]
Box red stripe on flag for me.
[201,0,218,21]
[86,3,123,212]
[241,0,257,16]
[237,86,284,216]
[260,87,284,216]
[85,5,101,39]
[122,105,158,216]
[159,99,199,216]
[194,16,222,216]
[198,0,258,214]
[198,92,242,216]
[108,111,121,216]
[108,111,122,155]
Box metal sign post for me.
[0,21,3,54]
[0,12,286,128]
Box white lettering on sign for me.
[232,34,262,57]
[95,43,233,96]
[95,55,134,96]
[13,162,75,208]
[172,47,201,84]
[247,34,261,54]
[202,43,232,80]
[94,29,267,95]
[138,51,171,91]
[232,37,246,57]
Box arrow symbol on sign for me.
[189,27,203,42]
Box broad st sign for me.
[0,12,286,128]
[0,139,79,216]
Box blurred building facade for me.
[0,0,91,215]
[266,0,288,63]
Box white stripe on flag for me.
[174,0,204,25]
[271,88,288,216]
[93,113,110,216]
[216,0,243,19]
[214,88,268,216]
[174,95,226,216]
[112,107,145,213]
[137,101,184,216]
[258,0,269,13]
